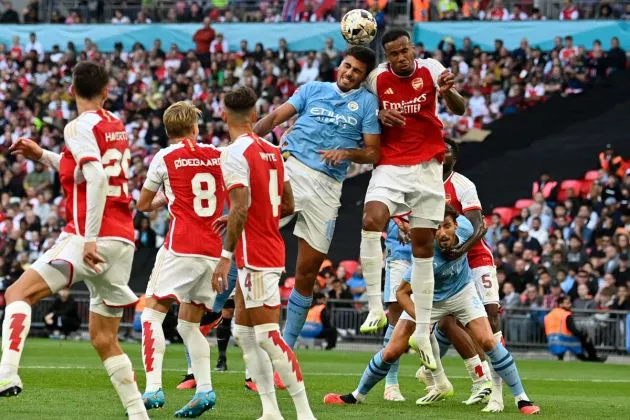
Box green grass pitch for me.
[3,339,630,419]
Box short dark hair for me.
[72,61,109,99]
[381,28,411,48]
[445,137,459,159]
[346,46,376,75]
[444,204,458,222]
[223,86,257,114]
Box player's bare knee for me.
[411,241,434,259]
[382,344,403,362]
[4,283,26,305]
[479,335,497,353]
[90,329,117,354]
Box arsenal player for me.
[136,101,225,416]
[212,86,315,420]
[2,62,148,419]
[359,29,466,371]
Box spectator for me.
[573,283,595,311]
[543,280,564,309]
[528,217,549,245]
[517,225,542,255]
[193,17,215,62]
[137,217,156,248]
[144,114,169,148]
[210,33,229,54]
[611,285,630,311]
[544,295,606,361]
[567,235,587,269]
[24,32,44,61]
[501,281,520,307]
[328,278,353,303]
[612,254,629,286]
[598,144,625,178]
[559,0,579,20]
[510,4,528,20]
[486,0,509,20]
[43,288,81,338]
[532,173,559,202]
[0,1,19,23]
[485,213,503,248]
[507,259,535,292]
[111,9,131,24]
[346,266,366,300]
[23,162,51,194]
[607,37,627,71]
[322,38,338,63]
[296,55,320,85]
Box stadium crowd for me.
[0,14,628,348]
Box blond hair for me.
[163,101,201,138]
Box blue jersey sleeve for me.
[455,215,474,244]
[361,94,381,135]
[287,83,310,114]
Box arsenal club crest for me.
[412,77,423,91]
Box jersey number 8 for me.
[191,173,217,217]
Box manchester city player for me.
[323,206,540,415]
[254,46,380,361]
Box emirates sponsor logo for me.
[174,157,221,169]
[382,93,428,114]
[412,77,424,91]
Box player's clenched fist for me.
[437,70,455,94]
[9,137,43,160]
[212,257,230,293]
[378,109,406,127]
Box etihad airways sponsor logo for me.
[382,94,428,114]
[309,107,358,127]
[174,157,221,170]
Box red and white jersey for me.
[488,7,509,20]
[559,6,579,20]
[60,109,134,244]
[367,58,446,166]
[144,139,226,259]
[220,133,287,270]
[444,171,493,269]
[559,46,578,63]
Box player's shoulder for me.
[368,62,390,79]
[450,171,476,191]
[65,111,101,136]
[196,143,222,157]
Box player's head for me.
[163,101,201,141]
[443,137,459,174]
[71,61,109,103]
[337,46,376,91]
[221,86,258,127]
[381,28,415,76]
[436,205,459,250]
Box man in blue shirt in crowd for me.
[254,46,381,363]
[323,206,541,416]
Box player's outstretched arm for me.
[319,133,381,166]
[437,71,466,116]
[137,188,168,212]
[396,282,415,320]
[280,181,294,218]
[253,102,297,137]
[10,137,61,170]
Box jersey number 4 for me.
[191,173,217,217]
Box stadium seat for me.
[514,198,534,209]
[584,170,600,181]
[558,179,584,201]
[580,179,594,197]
[492,207,517,225]
[338,260,359,278]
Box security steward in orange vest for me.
[599,144,625,179]
[544,295,606,362]
[300,293,338,350]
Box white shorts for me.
[282,157,342,254]
[384,258,411,303]
[472,266,500,306]
[145,247,218,311]
[31,233,137,318]
[238,268,281,309]
[365,160,445,229]
[400,282,486,326]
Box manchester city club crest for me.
[347,101,359,111]
[412,77,423,90]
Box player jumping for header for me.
[359,28,466,370]
[252,46,381,359]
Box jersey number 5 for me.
[191,173,217,217]
[102,148,131,197]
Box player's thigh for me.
[237,268,281,313]
[384,258,411,305]
[295,238,328,285]
[383,318,415,362]
[186,258,218,312]
[364,165,410,224]
[407,160,445,230]
[5,268,54,305]
[86,241,138,318]
[472,266,500,307]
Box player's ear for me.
[192,123,200,138]
[220,110,227,123]
[68,84,76,99]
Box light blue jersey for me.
[403,216,474,302]
[283,81,380,182]
[385,220,411,262]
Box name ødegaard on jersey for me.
[174,157,221,170]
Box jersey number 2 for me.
[191,173,217,217]
[102,148,131,197]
